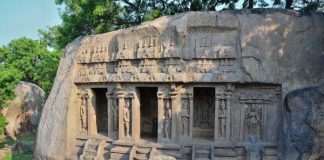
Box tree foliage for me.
[40,0,323,51]
[0,38,60,109]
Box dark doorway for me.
[93,88,108,136]
[139,87,158,142]
[193,87,215,140]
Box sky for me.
[0,0,61,46]
[0,0,275,46]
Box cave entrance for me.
[139,87,158,142]
[193,87,215,141]
[93,88,108,136]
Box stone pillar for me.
[214,91,220,141]
[106,92,113,138]
[170,85,179,142]
[131,93,140,140]
[171,94,177,142]
[117,91,125,139]
[226,92,231,140]
[87,91,97,136]
[157,91,164,142]
[188,93,193,139]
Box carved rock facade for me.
[34,10,324,160]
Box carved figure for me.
[201,49,209,58]
[163,100,172,139]
[148,72,157,81]
[164,40,178,57]
[117,41,129,59]
[245,136,265,160]
[112,99,119,131]
[124,100,131,138]
[180,111,190,136]
[245,105,262,138]
[219,99,227,138]
[79,90,89,132]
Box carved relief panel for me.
[74,26,243,84]
[231,85,282,143]
[78,89,89,133]
[162,98,172,140]
[180,95,190,137]
[215,84,234,141]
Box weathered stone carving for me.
[34,11,324,160]
[218,99,227,139]
[112,98,119,132]
[163,100,171,139]
[124,99,131,138]
[180,98,190,136]
[214,84,233,140]
[78,90,89,133]
[244,105,262,138]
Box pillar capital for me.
[188,93,193,100]
[117,91,125,98]
[170,94,177,99]
[106,92,113,99]
[157,91,164,99]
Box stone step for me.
[87,143,97,149]
[89,139,101,144]
[196,149,210,154]
[134,154,147,160]
[195,154,210,159]
[85,150,97,157]
[196,158,209,160]
[75,140,86,147]
[136,147,150,154]
[162,152,181,158]
[83,155,94,160]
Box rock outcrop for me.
[283,85,324,160]
[2,81,45,140]
[34,9,324,159]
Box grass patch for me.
[3,151,33,160]
[0,133,36,149]
[0,133,36,160]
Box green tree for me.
[0,38,60,109]
[41,0,323,50]
[288,0,323,10]
[40,0,124,50]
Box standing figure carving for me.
[112,99,119,131]
[245,105,262,138]
[180,111,189,136]
[124,99,131,138]
[79,90,89,133]
[163,100,172,139]
[219,99,226,139]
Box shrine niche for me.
[193,87,215,140]
[138,87,158,141]
[92,88,108,136]
[232,85,282,143]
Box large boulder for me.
[2,81,45,140]
[283,85,324,159]
[34,9,324,159]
